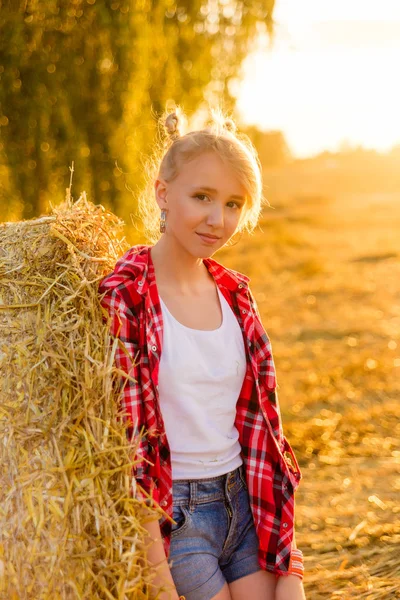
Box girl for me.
[99,106,305,600]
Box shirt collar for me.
[202,256,250,292]
[112,244,250,295]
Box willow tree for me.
[0,0,275,220]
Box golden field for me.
[215,168,400,598]
[1,151,398,598]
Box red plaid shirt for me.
[98,244,302,576]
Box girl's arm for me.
[275,575,306,600]
[99,285,178,596]
[140,511,180,600]
[275,529,306,600]
[99,285,154,496]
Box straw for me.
[0,194,161,599]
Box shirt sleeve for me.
[247,284,302,487]
[246,285,262,321]
[99,284,159,504]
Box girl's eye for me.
[195,194,242,210]
[227,201,242,209]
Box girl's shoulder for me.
[98,245,150,312]
[98,245,149,291]
[202,255,250,292]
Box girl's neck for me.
[150,238,214,296]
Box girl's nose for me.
[206,204,224,227]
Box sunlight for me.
[234,0,400,157]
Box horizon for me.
[235,0,400,159]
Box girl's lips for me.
[196,233,220,244]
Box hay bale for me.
[0,195,153,599]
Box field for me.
[217,184,400,599]
[2,158,398,598]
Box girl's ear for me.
[154,179,168,209]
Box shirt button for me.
[283,522,288,528]
[242,309,247,314]
[148,307,151,312]
[151,345,157,351]
[138,280,144,286]
[238,284,243,289]
[161,500,167,507]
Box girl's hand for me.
[275,574,306,600]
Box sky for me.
[234,0,400,158]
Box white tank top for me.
[158,286,246,480]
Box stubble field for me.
[217,187,400,599]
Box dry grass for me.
[0,195,162,599]
[2,182,399,598]
[217,188,400,598]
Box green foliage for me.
[0,0,275,222]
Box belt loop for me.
[225,472,229,494]
[228,467,236,484]
[189,481,196,512]
[226,469,233,495]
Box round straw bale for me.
[0,195,155,599]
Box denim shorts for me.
[168,464,262,600]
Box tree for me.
[0,0,276,220]
[243,126,292,166]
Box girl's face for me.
[154,151,248,257]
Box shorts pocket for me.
[171,504,190,538]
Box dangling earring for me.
[160,208,167,233]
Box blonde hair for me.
[136,104,270,244]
